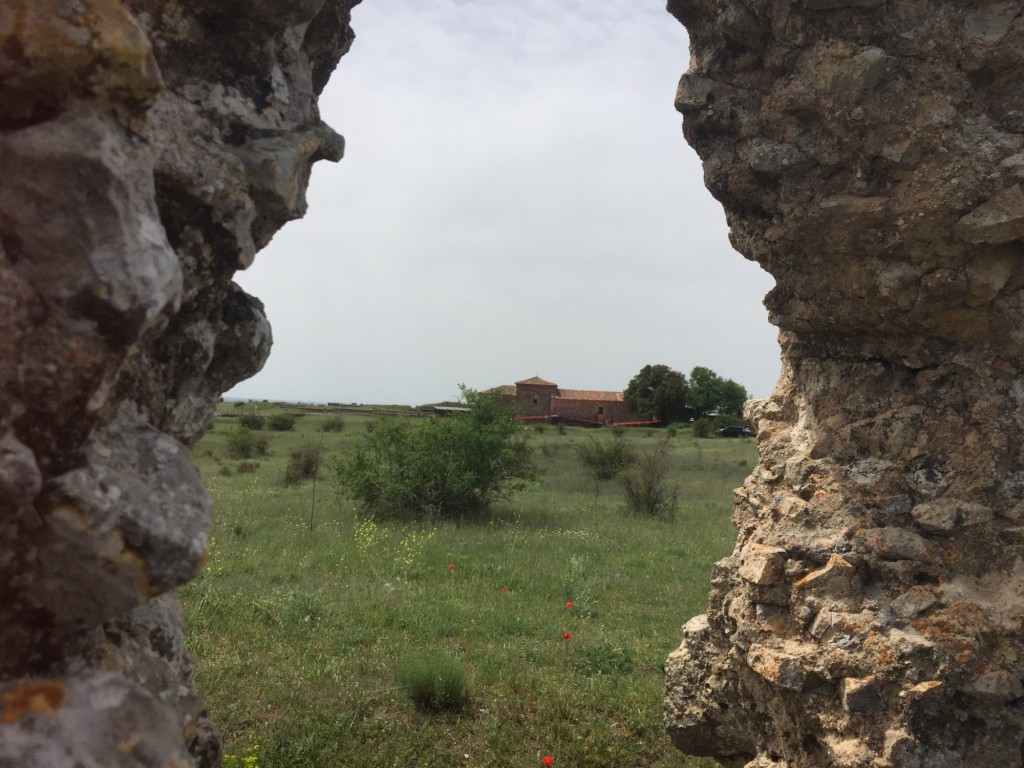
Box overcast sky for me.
[226,0,780,406]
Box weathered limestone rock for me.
[665,2,1024,766]
[0,0,359,764]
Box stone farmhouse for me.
[489,376,643,426]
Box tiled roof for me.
[516,376,558,387]
[555,389,624,402]
[486,385,517,397]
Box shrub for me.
[557,423,567,435]
[334,387,535,519]
[236,460,261,474]
[266,413,298,432]
[321,416,345,433]
[693,414,745,438]
[611,425,625,438]
[620,439,678,520]
[397,652,469,712]
[576,437,635,481]
[238,413,265,430]
[226,428,268,459]
[282,443,322,486]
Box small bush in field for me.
[321,416,345,433]
[397,652,469,712]
[576,437,635,481]
[335,387,534,519]
[226,428,268,460]
[236,460,261,474]
[219,465,232,477]
[282,443,321,486]
[266,413,298,431]
[557,423,567,435]
[238,413,265,430]
[620,439,678,520]
[611,425,625,438]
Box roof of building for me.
[515,376,558,387]
[555,389,625,402]
[485,385,517,397]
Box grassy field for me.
[182,404,755,768]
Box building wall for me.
[515,383,556,418]
[552,398,632,425]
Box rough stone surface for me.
[0,0,359,764]
[665,2,1024,767]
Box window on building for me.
[598,406,605,415]
[533,397,538,404]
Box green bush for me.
[266,413,298,432]
[321,416,345,433]
[576,437,635,481]
[693,414,744,438]
[397,652,469,712]
[282,443,322,486]
[238,413,265,430]
[334,387,535,519]
[620,439,678,520]
[226,428,268,459]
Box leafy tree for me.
[687,366,749,418]
[624,364,689,424]
[334,387,535,518]
[717,378,749,418]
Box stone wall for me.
[0,1,359,764]
[664,2,1024,766]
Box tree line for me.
[624,364,749,425]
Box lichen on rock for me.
[0,0,360,764]
[665,2,1024,766]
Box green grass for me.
[184,406,755,767]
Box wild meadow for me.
[182,405,756,768]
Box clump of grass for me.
[396,652,469,712]
[236,460,261,474]
[573,642,634,675]
[282,443,321,486]
[219,465,233,477]
[226,428,268,459]
[266,413,298,431]
[321,416,345,433]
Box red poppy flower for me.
[448,563,455,569]
[562,632,572,640]
[565,601,574,609]
[502,587,509,593]
[543,757,554,766]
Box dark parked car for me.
[716,426,754,438]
